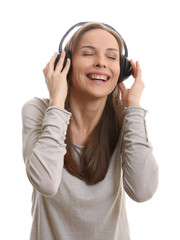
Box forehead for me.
[76,29,119,50]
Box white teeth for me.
[88,74,108,81]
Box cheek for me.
[111,63,120,81]
[71,58,90,82]
[116,61,121,75]
[71,66,84,86]
[71,61,80,82]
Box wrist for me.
[49,97,65,108]
[126,103,141,107]
[124,100,141,107]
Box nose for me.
[94,54,106,68]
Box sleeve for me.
[22,98,71,197]
[121,107,159,202]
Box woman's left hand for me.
[118,60,145,107]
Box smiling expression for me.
[70,29,120,100]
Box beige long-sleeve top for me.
[22,97,158,240]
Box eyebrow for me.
[80,46,119,52]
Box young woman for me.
[22,22,158,240]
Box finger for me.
[133,61,143,85]
[62,58,71,75]
[130,59,137,78]
[136,61,142,78]
[46,52,58,72]
[50,52,58,62]
[131,61,144,90]
[49,52,59,65]
[43,61,50,75]
[43,67,47,76]
[55,51,66,72]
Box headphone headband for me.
[58,21,128,57]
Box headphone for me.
[54,22,132,83]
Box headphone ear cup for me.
[54,51,72,73]
[65,51,72,79]
[118,56,132,83]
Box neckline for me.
[73,142,84,149]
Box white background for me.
[0,0,180,239]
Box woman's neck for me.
[69,93,107,146]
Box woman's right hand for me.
[43,51,71,108]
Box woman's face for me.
[71,29,120,100]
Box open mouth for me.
[87,73,110,82]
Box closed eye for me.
[83,53,94,56]
[108,56,116,60]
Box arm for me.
[22,52,71,197]
[121,107,158,202]
[22,98,71,197]
[119,60,158,202]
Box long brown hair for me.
[64,22,124,185]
